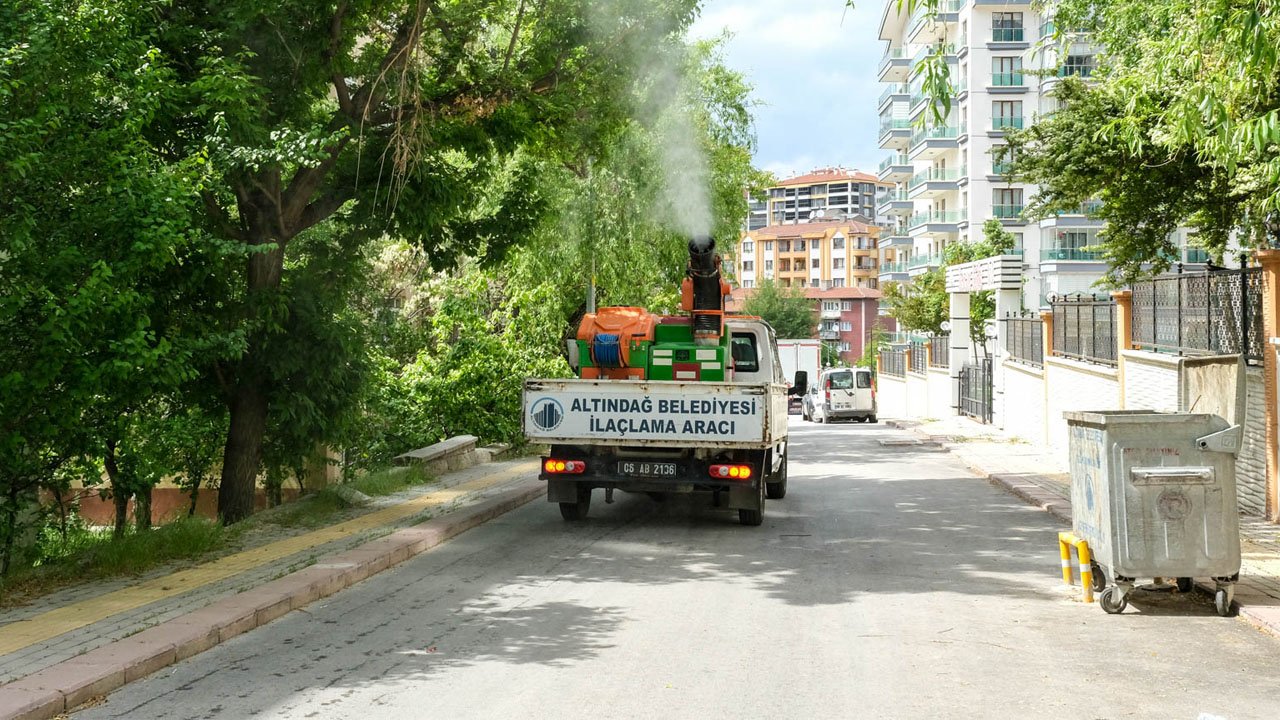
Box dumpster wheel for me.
[1099,586,1127,614]
[1090,562,1106,594]
[1214,586,1236,617]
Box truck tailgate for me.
[523,379,782,448]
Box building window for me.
[742,240,754,252]
[832,258,845,269]
[1061,54,1095,77]
[823,300,840,312]
[812,258,820,269]
[991,145,1015,174]
[839,341,852,352]
[764,241,773,251]
[992,100,1023,130]
[765,260,774,272]
[778,240,790,252]
[841,300,854,311]
[993,188,1024,218]
[832,236,845,249]
[868,279,879,289]
[742,260,754,272]
[831,278,845,288]
[742,280,754,288]
[992,57,1023,86]
[991,12,1024,42]
[811,279,819,288]
[840,321,853,332]
[796,239,806,251]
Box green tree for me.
[742,280,817,339]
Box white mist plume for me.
[591,1,715,239]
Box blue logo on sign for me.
[530,398,564,431]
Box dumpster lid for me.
[1063,410,1229,428]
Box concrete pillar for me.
[304,444,342,492]
[1112,290,1133,409]
[949,292,971,412]
[1041,309,1055,446]
[1041,309,1055,358]
[1253,249,1280,521]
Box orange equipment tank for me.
[576,306,656,379]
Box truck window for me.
[730,333,760,373]
[826,370,853,389]
[856,371,872,389]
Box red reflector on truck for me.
[544,459,586,474]
[709,464,752,480]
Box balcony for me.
[908,167,963,198]
[821,307,842,320]
[912,43,957,65]
[907,253,944,273]
[992,204,1025,220]
[909,124,964,159]
[819,328,840,340]
[990,72,1027,91]
[880,228,913,248]
[991,27,1026,43]
[991,116,1025,133]
[879,119,913,148]
[878,153,913,182]
[909,211,965,236]
[907,0,963,42]
[876,188,913,217]
[1041,247,1104,262]
[878,82,910,111]
[878,47,910,81]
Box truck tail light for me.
[709,464,752,481]
[544,459,586,474]
[825,390,831,402]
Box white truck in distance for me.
[777,338,821,414]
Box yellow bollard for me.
[1076,539,1095,604]
[1058,532,1075,585]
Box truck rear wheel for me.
[738,480,765,526]
[559,486,592,521]
[765,453,788,500]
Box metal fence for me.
[1052,297,1117,367]
[909,340,928,374]
[1002,314,1043,367]
[929,335,950,368]
[959,359,993,424]
[1131,267,1264,365]
[879,348,907,377]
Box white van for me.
[810,367,876,423]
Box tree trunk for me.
[217,379,269,524]
[217,218,287,525]
[187,472,203,518]
[104,442,131,539]
[135,486,152,531]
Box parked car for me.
[809,367,876,423]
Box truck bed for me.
[523,378,787,449]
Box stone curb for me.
[0,480,544,720]
[886,418,1280,641]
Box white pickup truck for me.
[522,319,805,526]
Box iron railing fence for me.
[909,340,928,374]
[929,335,950,368]
[959,359,994,424]
[1052,297,1117,367]
[1131,267,1264,365]
[1002,314,1044,367]
[879,348,907,377]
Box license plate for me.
[617,461,678,477]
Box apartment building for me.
[736,220,881,291]
[727,286,887,364]
[746,168,887,231]
[875,1,1205,308]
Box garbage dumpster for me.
[1065,410,1241,616]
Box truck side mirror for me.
[790,371,808,396]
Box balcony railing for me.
[1185,248,1211,264]
[1040,20,1055,37]
[910,124,964,146]
[878,47,907,74]
[878,82,910,106]
[909,167,961,188]
[992,116,1024,131]
[1041,247,1104,261]
[879,119,912,137]
[992,204,1025,219]
[877,188,910,204]
[907,253,944,269]
[880,260,909,274]
[991,27,1025,42]
[991,162,1013,175]
[913,43,956,62]
[910,210,965,227]
[878,154,911,174]
[990,72,1026,87]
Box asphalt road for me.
[78,418,1280,719]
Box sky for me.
[688,0,888,181]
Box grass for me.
[0,465,438,606]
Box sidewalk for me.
[0,457,544,720]
[887,415,1280,637]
